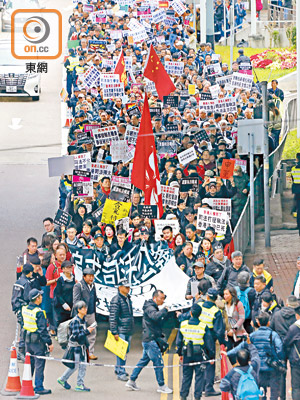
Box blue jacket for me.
[221,342,260,396]
[250,326,284,371]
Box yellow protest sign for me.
[104,330,128,360]
[188,84,196,95]
[101,199,131,225]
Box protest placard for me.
[177,146,197,166]
[115,217,130,233]
[110,140,127,163]
[163,95,179,107]
[113,56,133,71]
[124,144,136,164]
[231,72,253,90]
[199,92,213,101]
[157,140,178,155]
[111,176,131,189]
[86,162,103,182]
[60,88,68,102]
[209,84,220,99]
[159,0,169,7]
[92,126,120,147]
[165,124,179,133]
[97,163,114,178]
[161,185,179,208]
[152,9,166,23]
[204,63,221,77]
[48,156,74,177]
[125,125,139,145]
[172,0,187,15]
[104,330,128,360]
[110,185,132,202]
[82,65,101,88]
[74,153,91,171]
[127,18,143,31]
[92,205,105,221]
[102,83,125,99]
[180,177,199,193]
[188,84,196,95]
[101,199,132,224]
[138,205,158,219]
[88,40,106,52]
[54,209,72,227]
[198,100,215,113]
[214,97,237,114]
[232,158,247,172]
[154,219,180,241]
[126,106,141,119]
[149,107,162,118]
[202,198,232,218]
[130,28,148,43]
[165,61,184,76]
[197,208,227,234]
[220,159,235,179]
[99,73,120,87]
[216,75,233,91]
[194,129,210,143]
[84,124,102,133]
[72,170,93,198]
[110,30,123,40]
[101,59,115,70]
[239,62,252,75]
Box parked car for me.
[0,40,41,100]
[1,0,41,32]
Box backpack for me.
[235,286,251,319]
[235,366,261,400]
[57,318,72,348]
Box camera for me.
[266,358,287,374]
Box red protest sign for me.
[220,159,235,180]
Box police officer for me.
[22,289,53,395]
[198,288,226,397]
[291,153,300,235]
[64,48,79,96]
[11,263,33,360]
[73,56,86,86]
[176,304,209,400]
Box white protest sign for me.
[82,65,101,88]
[178,146,197,166]
[232,158,247,172]
[127,18,143,31]
[154,219,180,241]
[209,84,220,99]
[165,61,184,76]
[202,198,232,218]
[125,125,139,145]
[152,9,166,23]
[101,59,115,70]
[205,63,222,76]
[86,162,102,182]
[98,163,114,178]
[216,75,233,91]
[115,217,130,232]
[214,97,237,114]
[231,72,253,90]
[102,83,125,99]
[199,100,215,113]
[172,0,187,15]
[212,53,221,62]
[161,185,179,209]
[99,74,120,87]
[197,208,228,234]
[92,126,120,146]
[111,176,132,189]
[110,140,127,162]
[113,56,133,71]
[73,153,91,171]
[130,28,149,43]
[110,30,123,40]
[124,144,135,164]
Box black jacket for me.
[11,274,31,312]
[109,292,134,336]
[142,299,168,342]
[206,257,231,282]
[54,275,75,311]
[270,306,296,340]
[29,272,47,291]
[283,322,300,366]
[217,264,251,294]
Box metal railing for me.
[267,2,296,26]
[232,93,297,252]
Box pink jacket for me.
[225,300,247,337]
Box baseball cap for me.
[208,182,217,188]
[118,278,131,288]
[193,261,205,269]
[83,268,95,276]
[94,233,104,239]
[61,260,73,269]
[29,289,43,301]
[207,288,218,300]
[22,263,34,274]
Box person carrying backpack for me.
[236,271,256,334]
[220,337,262,399]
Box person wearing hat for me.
[198,287,227,396]
[236,48,251,64]
[64,48,79,96]
[11,263,34,360]
[109,279,134,381]
[57,301,95,392]
[29,257,47,292]
[206,243,231,282]
[283,305,300,400]
[185,262,216,300]
[217,251,250,295]
[73,55,86,86]
[291,153,300,233]
[176,303,209,400]
[73,268,98,360]
[22,289,53,395]
[92,232,109,259]
[54,260,75,325]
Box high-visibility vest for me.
[180,320,206,346]
[199,304,219,329]
[74,65,85,75]
[22,306,46,333]
[291,167,300,184]
[253,269,272,286]
[67,56,79,72]
[268,300,278,312]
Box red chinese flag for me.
[114,52,128,88]
[143,44,176,101]
[131,94,163,218]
